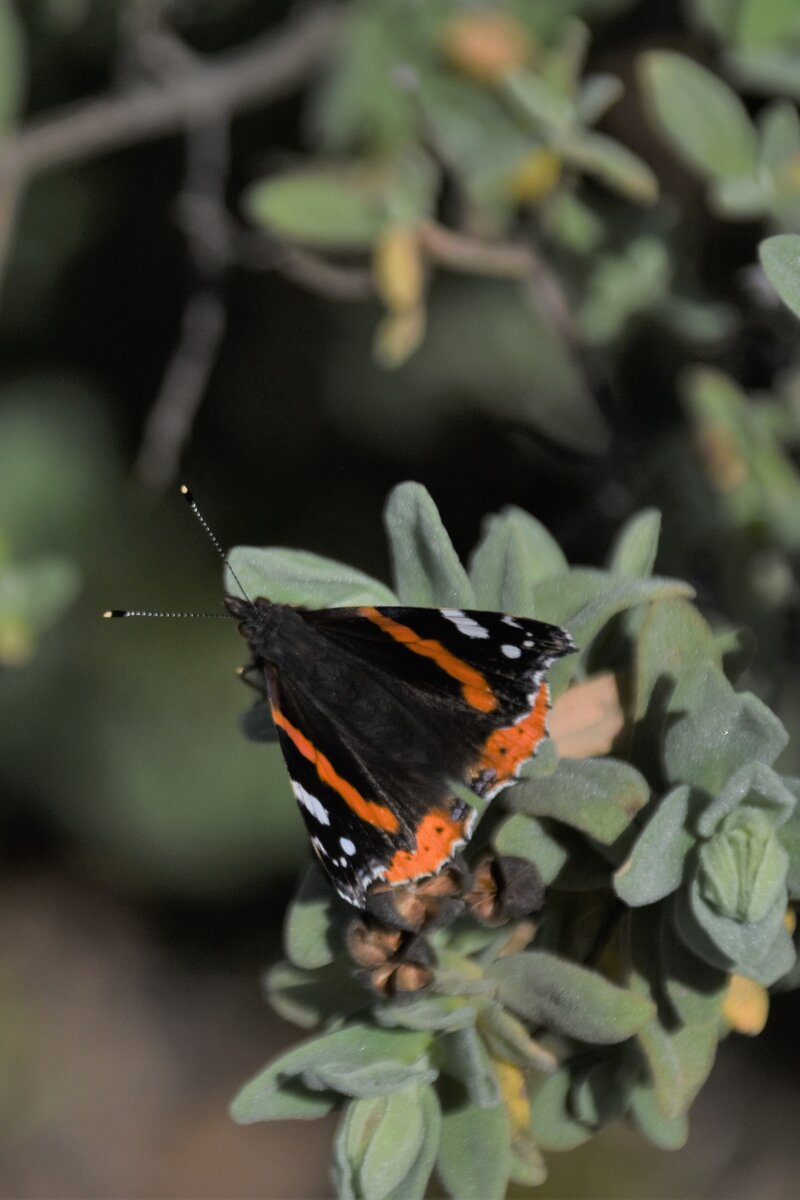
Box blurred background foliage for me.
[1,0,800,1196]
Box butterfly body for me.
[226,595,574,908]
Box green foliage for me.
[229,483,799,1198]
[760,233,800,318]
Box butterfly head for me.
[224,594,275,644]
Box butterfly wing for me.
[267,604,573,905]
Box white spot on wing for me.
[501,643,522,659]
[441,608,490,638]
[340,837,356,856]
[292,781,330,826]
[523,640,534,649]
[502,616,523,629]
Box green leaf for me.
[508,757,649,845]
[245,170,385,248]
[698,808,788,924]
[478,1003,557,1073]
[283,862,339,969]
[489,951,655,1043]
[639,51,758,180]
[629,907,726,1119]
[627,1082,690,1149]
[310,1,420,152]
[663,668,788,795]
[493,813,569,885]
[230,1051,337,1124]
[635,599,787,793]
[529,1069,593,1151]
[560,130,659,204]
[530,571,694,697]
[438,1027,501,1109]
[760,234,800,320]
[225,546,396,607]
[231,1025,433,1123]
[778,786,800,897]
[505,68,575,131]
[437,1093,511,1200]
[265,959,364,1030]
[577,73,625,125]
[570,1051,633,1127]
[697,762,797,836]
[383,481,474,606]
[614,786,694,906]
[0,0,24,133]
[736,0,800,49]
[334,1083,440,1200]
[375,995,477,1034]
[468,507,568,610]
[606,509,662,577]
[675,874,790,983]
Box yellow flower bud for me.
[373,226,424,314]
[506,148,562,203]
[723,974,769,1036]
[493,1057,531,1135]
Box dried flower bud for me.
[465,854,545,925]
[365,863,468,931]
[440,10,534,84]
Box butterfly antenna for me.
[104,609,227,619]
[179,484,251,602]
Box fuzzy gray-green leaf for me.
[469,507,567,610]
[613,786,693,906]
[284,862,338,969]
[759,234,800,321]
[383,481,474,606]
[334,1084,438,1200]
[232,1024,433,1123]
[225,547,396,607]
[628,1082,690,1149]
[438,1026,500,1109]
[675,876,790,982]
[606,509,662,577]
[509,757,649,845]
[437,1094,511,1200]
[489,951,655,1043]
[530,1069,593,1151]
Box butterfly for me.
[226,595,574,908]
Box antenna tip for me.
[104,610,126,618]
[179,484,193,500]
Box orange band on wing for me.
[271,706,400,833]
[474,683,550,788]
[359,607,497,713]
[383,808,469,884]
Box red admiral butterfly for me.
[107,488,574,909]
[226,597,573,908]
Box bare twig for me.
[419,219,577,343]
[235,231,375,300]
[0,4,342,187]
[133,21,232,490]
[135,288,227,488]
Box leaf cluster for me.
[228,482,799,1198]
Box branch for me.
[0,4,342,186]
[419,220,577,343]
